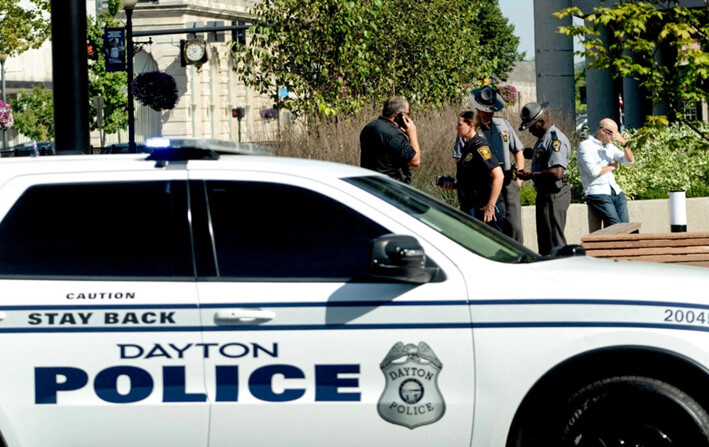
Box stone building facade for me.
[4,0,278,150]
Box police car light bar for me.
[145,137,275,161]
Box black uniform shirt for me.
[360,117,417,184]
[456,134,501,211]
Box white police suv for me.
[0,138,707,447]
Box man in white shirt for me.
[577,118,635,227]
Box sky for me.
[498,0,536,61]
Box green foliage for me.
[574,61,587,115]
[233,0,522,118]
[519,184,537,206]
[614,122,709,200]
[86,0,128,134]
[9,87,54,141]
[0,0,50,56]
[555,1,709,140]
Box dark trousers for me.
[536,184,570,255]
[502,180,523,243]
[586,190,629,227]
[471,200,506,233]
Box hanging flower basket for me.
[0,100,13,130]
[131,71,179,111]
[260,108,278,120]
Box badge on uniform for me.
[501,131,508,143]
[477,145,492,161]
[378,341,445,429]
[464,152,474,163]
[553,140,560,152]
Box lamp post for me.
[120,0,138,153]
[0,54,7,150]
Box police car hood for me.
[529,255,709,304]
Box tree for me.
[474,0,523,80]
[10,87,54,141]
[233,0,521,117]
[555,0,709,140]
[0,0,50,57]
[86,0,128,138]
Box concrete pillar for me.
[585,24,617,130]
[534,0,575,130]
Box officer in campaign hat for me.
[453,85,525,243]
[517,101,571,255]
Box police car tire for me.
[560,376,709,447]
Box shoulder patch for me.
[501,131,508,143]
[477,145,492,160]
[551,130,560,152]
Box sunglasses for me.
[600,127,614,135]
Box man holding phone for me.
[577,118,635,227]
[360,96,421,184]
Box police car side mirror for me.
[523,148,534,159]
[370,235,439,284]
[550,244,586,258]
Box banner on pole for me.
[104,28,126,72]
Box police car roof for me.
[0,141,377,182]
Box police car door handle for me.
[214,309,275,325]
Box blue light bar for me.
[145,137,172,148]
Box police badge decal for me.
[377,342,445,429]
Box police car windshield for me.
[346,176,540,263]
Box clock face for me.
[185,40,205,62]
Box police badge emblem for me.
[477,146,492,161]
[378,342,445,429]
[501,131,508,143]
[553,139,560,152]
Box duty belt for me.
[534,173,568,192]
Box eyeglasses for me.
[600,127,613,135]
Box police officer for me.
[454,86,524,242]
[516,102,571,255]
[442,111,505,230]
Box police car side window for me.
[0,181,192,278]
[204,181,389,280]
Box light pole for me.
[0,54,7,150]
[120,0,138,153]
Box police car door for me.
[0,171,208,447]
[189,171,475,447]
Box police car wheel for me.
[560,376,709,447]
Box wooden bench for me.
[581,225,709,268]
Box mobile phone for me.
[394,113,407,129]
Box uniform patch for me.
[477,146,492,161]
[501,131,508,143]
[553,140,560,152]
[378,342,445,429]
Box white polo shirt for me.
[577,135,634,196]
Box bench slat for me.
[582,231,709,268]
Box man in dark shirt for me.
[360,96,421,184]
